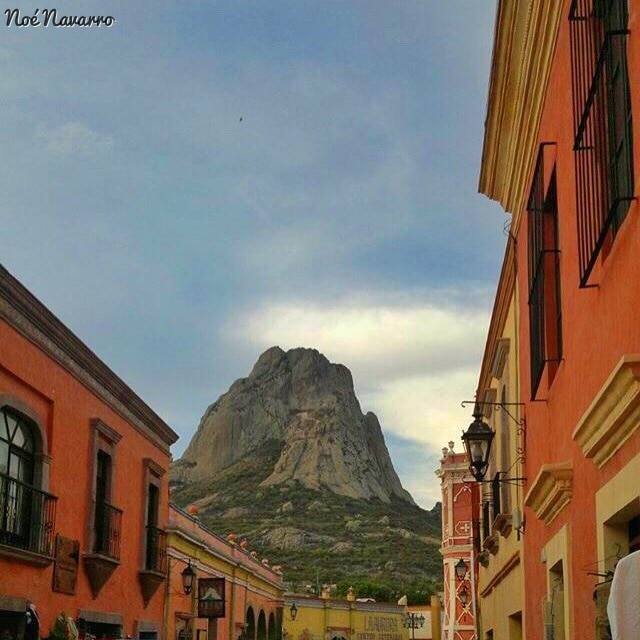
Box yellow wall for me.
[282,597,409,640]
[477,288,525,639]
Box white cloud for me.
[36,122,114,157]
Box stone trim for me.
[0,265,178,451]
[0,596,28,612]
[78,610,124,626]
[0,544,54,567]
[92,418,123,444]
[144,457,166,478]
[525,462,573,525]
[572,355,640,468]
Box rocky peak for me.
[172,347,414,505]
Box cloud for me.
[224,292,490,507]
[35,122,114,157]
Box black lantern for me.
[454,558,467,581]
[181,560,196,595]
[289,602,298,621]
[461,411,495,481]
[459,586,469,607]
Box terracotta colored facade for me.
[437,444,479,640]
[0,266,178,639]
[479,1,640,637]
[165,505,284,640]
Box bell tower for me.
[437,441,479,640]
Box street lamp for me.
[403,612,425,640]
[181,560,196,595]
[289,602,298,621]
[459,586,469,607]
[454,558,468,581]
[461,411,495,482]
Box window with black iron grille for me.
[528,147,563,399]
[569,0,634,288]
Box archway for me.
[257,611,267,640]
[267,613,276,640]
[246,607,256,640]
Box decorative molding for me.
[493,513,512,538]
[91,418,123,444]
[478,551,490,568]
[144,457,166,478]
[572,356,640,467]
[479,0,564,224]
[525,462,573,525]
[0,265,178,451]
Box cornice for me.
[0,265,178,451]
[573,356,640,467]
[525,461,573,525]
[479,0,564,224]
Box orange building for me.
[165,504,284,640]
[437,443,479,640]
[479,0,640,637]
[0,265,178,640]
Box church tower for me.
[437,441,479,640]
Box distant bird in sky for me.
[239,116,244,122]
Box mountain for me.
[170,346,442,590]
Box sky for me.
[1,0,507,508]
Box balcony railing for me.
[0,472,57,557]
[94,501,123,561]
[145,525,167,573]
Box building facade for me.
[165,505,284,640]
[480,0,640,637]
[437,445,479,640]
[281,594,407,640]
[471,239,525,640]
[0,265,179,640]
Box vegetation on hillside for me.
[171,440,443,601]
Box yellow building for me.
[282,594,408,640]
[165,504,285,640]
[472,238,525,639]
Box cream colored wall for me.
[478,289,525,639]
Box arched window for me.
[0,406,55,556]
[0,406,36,484]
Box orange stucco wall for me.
[0,317,172,636]
[515,3,640,638]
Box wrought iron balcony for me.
[93,501,123,560]
[0,472,57,557]
[145,525,167,573]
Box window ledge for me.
[524,462,572,525]
[573,355,640,467]
[0,543,53,567]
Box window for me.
[88,419,122,561]
[0,406,56,556]
[569,0,634,287]
[528,148,562,399]
[142,458,166,574]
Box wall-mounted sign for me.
[198,578,225,618]
[52,535,80,595]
